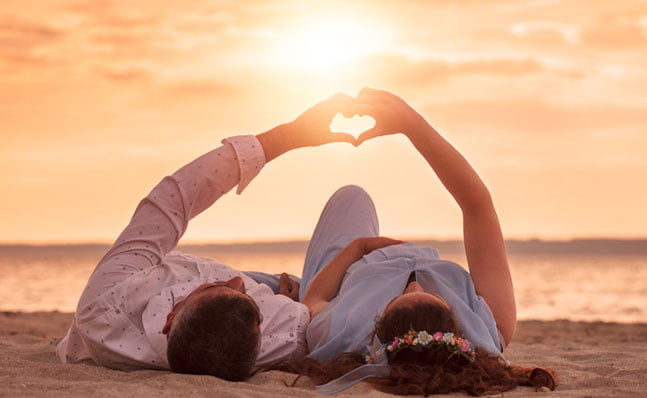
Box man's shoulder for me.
[164,251,234,270]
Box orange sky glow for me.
[1,0,646,243]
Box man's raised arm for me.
[81,136,266,297]
[80,93,356,299]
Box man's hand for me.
[287,93,357,148]
[257,93,357,162]
[278,273,300,301]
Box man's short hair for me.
[167,294,261,381]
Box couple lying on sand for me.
[57,88,556,395]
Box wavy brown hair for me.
[278,302,557,395]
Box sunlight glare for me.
[270,14,392,72]
[330,114,375,138]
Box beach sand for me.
[1,312,645,397]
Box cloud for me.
[0,18,63,53]
[86,31,178,60]
[96,66,153,83]
[0,18,63,44]
[580,18,647,49]
[90,32,154,47]
[452,59,546,75]
[509,22,579,45]
[422,100,647,136]
[66,0,158,28]
[0,17,66,71]
[166,80,242,98]
[353,54,554,88]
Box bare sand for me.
[1,312,645,397]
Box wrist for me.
[404,114,432,140]
[256,123,296,163]
[406,120,439,149]
[351,238,368,256]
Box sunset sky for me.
[1,0,646,243]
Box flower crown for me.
[366,329,476,363]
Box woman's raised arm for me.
[352,88,516,344]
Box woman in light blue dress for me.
[285,88,556,395]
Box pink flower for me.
[457,338,472,352]
[433,332,444,341]
[404,331,415,345]
[387,337,400,351]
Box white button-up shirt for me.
[57,135,310,370]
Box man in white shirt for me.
[57,93,357,381]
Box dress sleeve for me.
[418,262,503,354]
[78,135,265,307]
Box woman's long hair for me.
[278,302,557,396]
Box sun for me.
[269,14,392,72]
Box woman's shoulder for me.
[306,305,375,361]
[307,272,406,360]
[360,242,440,263]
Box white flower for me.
[442,332,455,345]
[417,331,431,346]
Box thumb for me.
[328,132,358,146]
[356,126,382,145]
[279,273,299,300]
[279,273,290,296]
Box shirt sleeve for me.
[256,301,310,367]
[248,283,311,367]
[78,135,266,307]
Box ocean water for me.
[1,241,646,323]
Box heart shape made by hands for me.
[330,113,376,139]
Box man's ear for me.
[162,311,175,335]
[225,276,246,293]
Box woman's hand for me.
[357,236,405,255]
[350,87,429,145]
[302,236,403,319]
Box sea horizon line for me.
[1,237,646,255]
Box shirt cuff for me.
[221,135,266,194]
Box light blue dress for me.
[300,186,502,362]
[306,243,502,361]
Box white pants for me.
[299,185,379,301]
